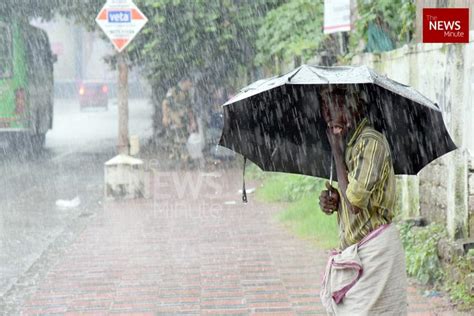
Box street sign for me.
[324,0,351,34]
[95,0,148,52]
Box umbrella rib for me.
[271,147,278,158]
[287,68,303,82]
[307,67,330,83]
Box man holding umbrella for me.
[219,64,456,314]
[318,86,407,315]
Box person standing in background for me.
[161,77,197,166]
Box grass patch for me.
[447,281,474,310]
[277,194,339,249]
[255,172,339,249]
[255,173,304,202]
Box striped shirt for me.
[337,118,396,249]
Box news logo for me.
[423,8,469,43]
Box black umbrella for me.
[219,65,457,200]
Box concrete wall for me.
[352,38,474,239]
[469,160,474,235]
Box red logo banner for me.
[423,8,469,43]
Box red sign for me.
[423,8,469,43]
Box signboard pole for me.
[117,52,129,154]
[98,0,149,200]
[96,0,148,155]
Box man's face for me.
[180,79,193,91]
[320,92,353,136]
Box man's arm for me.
[345,137,387,212]
[328,132,387,214]
[329,137,362,214]
[188,109,197,133]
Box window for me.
[0,23,12,79]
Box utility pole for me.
[117,52,129,155]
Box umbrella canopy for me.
[219,64,457,180]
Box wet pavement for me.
[0,98,152,297]
[0,165,466,315]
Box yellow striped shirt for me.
[336,118,396,249]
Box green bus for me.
[0,20,54,151]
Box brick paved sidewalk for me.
[17,170,459,315]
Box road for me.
[0,98,152,297]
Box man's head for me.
[178,77,193,91]
[319,85,365,137]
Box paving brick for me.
[65,312,111,316]
[22,305,68,314]
[201,310,249,316]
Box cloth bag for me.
[186,132,204,159]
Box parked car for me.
[78,81,109,110]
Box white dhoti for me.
[321,224,408,315]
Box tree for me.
[127,0,278,89]
[124,0,280,138]
[0,0,103,23]
[348,0,416,56]
[255,0,324,71]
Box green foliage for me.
[399,223,445,285]
[256,173,325,203]
[256,173,299,202]
[255,0,324,67]
[445,254,474,309]
[347,0,415,57]
[255,173,338,249]
[130,0,278,87]
[285,176,325,202]
[277,194,339,249]
[399,219,473,309]
[246,162,267,181]
[258,174,289,202]
[0,1,105,25]
[447,280,474,309]
[0,0,65,21]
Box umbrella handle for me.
[242,157,248,203]
[329,158,333,198]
